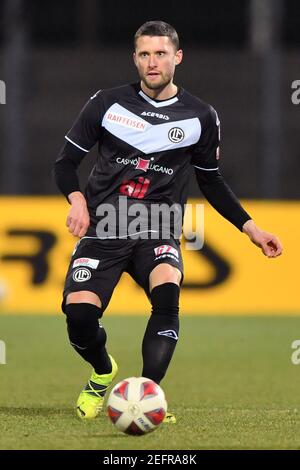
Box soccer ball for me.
[107,377,167,435]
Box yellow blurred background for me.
[0,197,298,315]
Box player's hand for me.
[242,220,282,258]
[66,191,90,238]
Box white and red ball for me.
[107,377,167,435]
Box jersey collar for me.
[138,86,180,108]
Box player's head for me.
[133,21,183,92]
[134,21,180,51]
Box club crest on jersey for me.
[168,127,184,143]
[135,157,150,172]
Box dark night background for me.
[0,0,299,198]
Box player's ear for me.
[175,49,183,66]
[133,52,138,67]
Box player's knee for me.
[150,264,181,291]
[150,283,180,317]
[66,291,102,308]
[65,302,106,348]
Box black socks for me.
[142,283,180,384]
[65,303,111,375]
[65,283,180,383]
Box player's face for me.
[133,36,182,93]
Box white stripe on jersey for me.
[65,136,89,152]
[138,90,179,108]
[102,103,201,154]
[194,165,219,171]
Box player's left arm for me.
[242,219,282,258]
[195,168,282,257]
[192,106,282,258]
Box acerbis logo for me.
[168,127,184,143]
[72,268,91,282]
[141,111,169,120]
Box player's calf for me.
[65,302,111,374]
[142,282,180,384]
[64,302,119,419]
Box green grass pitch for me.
[1,314,300,450]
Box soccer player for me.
[54,21,282,423]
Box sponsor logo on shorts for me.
[72,268,91,282]
[73,257,99,269]
[154,253,179,262]
[154,245,179,262]
[157,330,178,340]
[154,245,178,258]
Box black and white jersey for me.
[57,82,221,237]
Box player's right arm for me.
[53,91,103,237]
[66,191,90,238]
